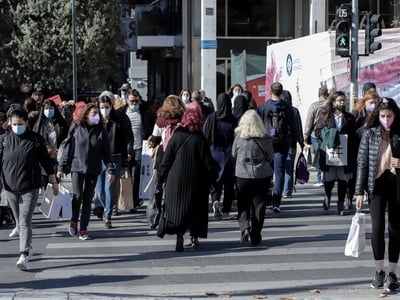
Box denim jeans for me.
[71,172,97,232]
[311,136,322,184]
[6,189,39,253]
[272,151,288,207]
[94,156,121,221]
[283,150,296,196]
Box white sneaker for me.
[9,227,19,237]
[16,254,28,271]
[313,183,324,187]
[212,201,222,220]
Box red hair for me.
[178,101,202,132]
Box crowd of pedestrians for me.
[1,80,400,293]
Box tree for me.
[0,0,124,96]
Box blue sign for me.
[201,40,217,49]
[286,54,293,76]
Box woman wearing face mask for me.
[0,108,58,270]
[315,91,357,215]
[345,89,380,209]
[355,97,400,291]
[93,91,129,228]
[179,89,191,107]
[57,103,115,240]
[33,99,68,188]
[228,84,244,108]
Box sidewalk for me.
[0,288,397,300]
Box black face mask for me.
[336,105,346,112]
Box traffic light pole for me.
[350,0,358,109]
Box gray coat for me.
[232,134,274,179]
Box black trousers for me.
[369,170,400,263]
[236,176,271,243]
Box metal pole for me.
[72,0,77,102]
[350,0,358,109]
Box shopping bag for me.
[118,176,134,211]
[40,184,72,220]
[344,212,366,257]
[326,134,348,166]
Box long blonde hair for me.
[234,109,266,139]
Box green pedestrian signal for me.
[339,36,348,47]
[335,3,351,57]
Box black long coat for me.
[157,127,215,238]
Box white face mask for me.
[182,95,190,103]
[100,108,111,118]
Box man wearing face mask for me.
[119,83,131,106]
[33,100,68,189]
[122,89,155,210]
[315,91,357,215]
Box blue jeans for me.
[273,151,288,207]
[6,189,39,253]
[311,137,322,184]
[94,156,122,221]
[283,150,296,196]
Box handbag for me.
[118,176,134,211]
[39,183,72,220]
[344,212,366,257]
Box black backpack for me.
[264,105,289,147]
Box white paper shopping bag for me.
[39,184,72,220]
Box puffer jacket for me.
[355,127,400,195]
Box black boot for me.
[337,201,344,215]
[323,196,330,210]
[175,234,184,252]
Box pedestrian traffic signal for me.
[335,3,352,57]
[365,12,382,55]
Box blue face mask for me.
[12,125,27,135]
[44,108,55,118]
[129,104,139,112]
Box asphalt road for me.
[0,170,398,300]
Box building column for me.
[201,0,217,105]
[309,0,326,34]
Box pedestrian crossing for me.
[0,182,384,299]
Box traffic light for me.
[335,3,352,57]
[365,12,382,55]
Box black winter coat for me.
[0,130,55,192]
[318,112,357,174]
[355,127,400,195]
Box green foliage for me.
[0,0,124,94]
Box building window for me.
[217,0,277,37]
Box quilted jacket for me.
[355,127,400,195]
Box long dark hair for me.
[318,91,346,128]
[365,97,400,131]
[35,99,66,128]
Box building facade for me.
[125,0,398,102]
